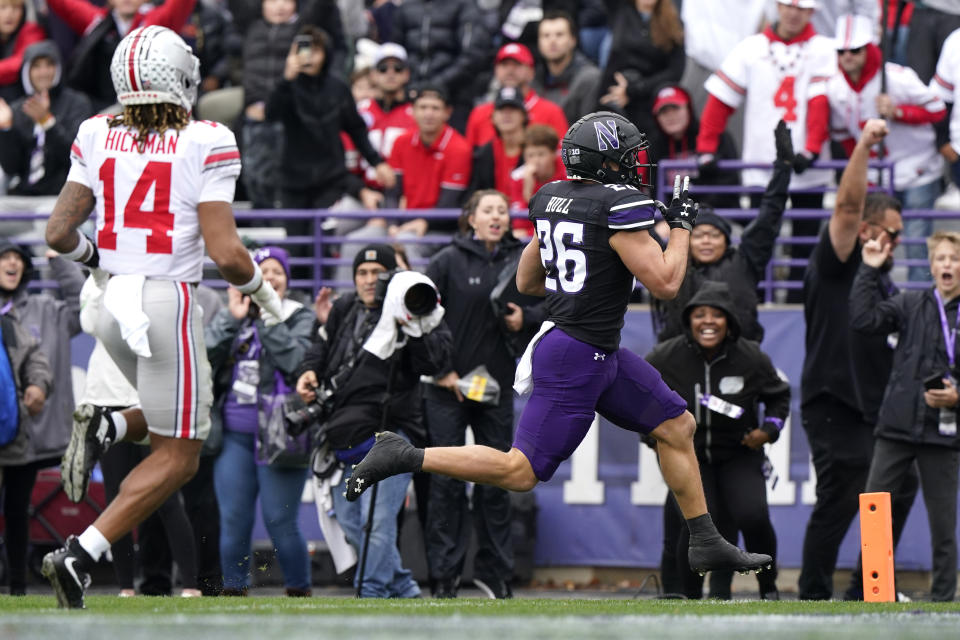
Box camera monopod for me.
[355,351,400,598]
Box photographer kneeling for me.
[295,244,451,598]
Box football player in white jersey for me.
[827,13,946,281]
[40,25,284,609]
[930,27,960,191]
[696,0,836,300]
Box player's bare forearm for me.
[197,201,256,285]
[658,228,691,298]
[517,234,547,296]
[610,228,688,300]
[46,181,94,251]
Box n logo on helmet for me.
[593,119,619,151]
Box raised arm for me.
[830,118,888,263]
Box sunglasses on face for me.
[376,62,407,73]
[837,46,865,55]
[869,222,901,242]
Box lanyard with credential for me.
[934,289,960,370]
[0,300,11,316]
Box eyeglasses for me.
[376,62,407,73]
[691,229,725,241]
[837,46,865,55]
[868,222,901,242]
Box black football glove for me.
[793,150,817,175]
[774,119,795,166]
[661,175,699,232]
[696,152,718,178]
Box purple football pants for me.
[513,328,687,482]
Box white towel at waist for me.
[313,464,358,574]
[103,274,151,358]
[513,320,555,396]
[363,270,445,360]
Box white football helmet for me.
[110,26,200,113]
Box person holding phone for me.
[849,230,960,602]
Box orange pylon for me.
[859,492,895,602]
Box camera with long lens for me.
[373,270,438,316]
[284,382,335,437]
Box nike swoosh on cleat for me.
[64,557,82,588]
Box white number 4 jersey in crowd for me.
[67,116,242,282]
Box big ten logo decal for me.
[562,368,811,506]
[593,119,620,151]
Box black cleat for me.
[345,432,424,502]
[688,535,772,574]
[62,404,117,503]
[41,536,93,609]
[473,577,513,600]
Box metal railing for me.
[3,158,957,299]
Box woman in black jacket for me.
[647,281,789,600]
[423,189,545,599]
[598,0,684,141]
[850,232,960,602]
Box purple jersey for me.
[528,179,656,351]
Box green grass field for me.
[2,596,960,639]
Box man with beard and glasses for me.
[798,118,918,601]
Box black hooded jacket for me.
[265,50,382,191]
[426,233,547,391]
[646,281,791,463]
[653,159,790,343]
[0,41,93,196]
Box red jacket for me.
[0,22,45,88]
[47,0,195,37]
[465,88,568,148]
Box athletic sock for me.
[686,513,720,541]
[77,525,111,562]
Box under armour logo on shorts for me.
[594,353,605,361]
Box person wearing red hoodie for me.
[696,0,835,300]
[46,0,196,110]
[0,0,44,104]
[827,13,946,282]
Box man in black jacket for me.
[0,41,93,196]
[798,118,918,601]
[294,244,451,598]
[653,121,792,343]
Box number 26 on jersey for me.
[536,219,586,293]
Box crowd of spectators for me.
[4,0,960,602]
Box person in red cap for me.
[650,84,739,210]
[465,42,567,149]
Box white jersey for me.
[930,28,960,157]
[828,61,945,190]
[67,116,241,282]
[705,28,836,188]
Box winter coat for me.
[0,312,54,466]
[850,264,960,449]
[296,293,452,451]
[426,233,547,391]
[205,297,315,458]
[600,5,685,138]
[647,282,790,463]
[241,18,301,108]
[0,41,94,196]
[265,65,381,190]
[1,256,83,465]
[391,0,490,105]
[654,160,790,343]
[0,11,45,103]
[532,50,602,125]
